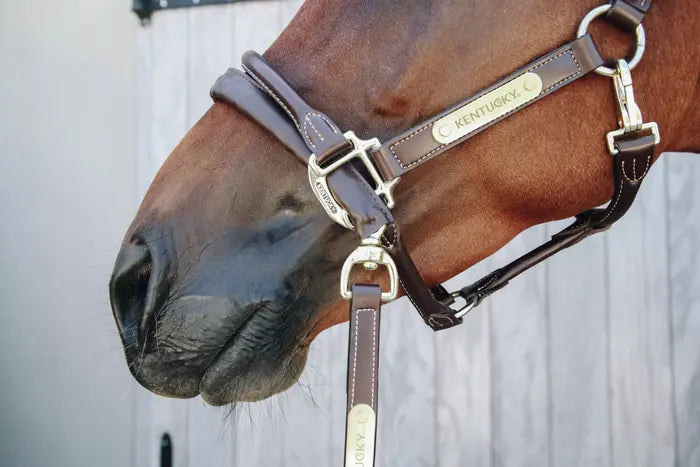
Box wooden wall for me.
[134,2,700,466]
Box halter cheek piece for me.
[211,2,657,465]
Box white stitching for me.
[241,64,300,131]
[389,50,581,169]
[397,274,456,327]
[621,154,652,185]
[350,308,377,407]
[597,178,625,224]
[303,113,328,149]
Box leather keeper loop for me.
[606,0,648,31]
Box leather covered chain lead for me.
[211,1,658,333]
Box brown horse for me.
[110,0,700,405]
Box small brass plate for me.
[345,404,376,467]
[432,72,543,145]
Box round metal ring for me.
[577,4,646,77]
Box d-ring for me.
[577,4,646,77]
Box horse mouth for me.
[197,300,310,405]
[123,295,310,405]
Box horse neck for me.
[266,0,700,284]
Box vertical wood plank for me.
[186,5,235,126]
[607,158,675,467]
[667,153,700,467]
[435,262,492,467]
[546,221,611,467]
[375,300,437,466]
[490,226,550,467]
[185,5,236,467]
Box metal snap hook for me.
[577,4,646,77]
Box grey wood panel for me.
[489,226,550,467]
[376,300,438,466]
[546,221,610,467]
[185,6,236,467]
[435,261,493,467]
[607,157,675,467]
[667,154,700,467]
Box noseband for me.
[211,1,658,464]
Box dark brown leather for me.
[606,0,651,31]
[211,69,311,163]
[380,227,462,330]
[454,132,656,309]
[211,67,393,238]
[346,284,382,411]
[370,35,604,181]
[242,51,353,164]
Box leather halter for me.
[211,1,657,464]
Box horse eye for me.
[276,193,305,215]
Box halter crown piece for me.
[211,1,658,465]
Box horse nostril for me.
[110,239,157,349]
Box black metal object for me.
[133,0,249,23]
[160,433,172,467]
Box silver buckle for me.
[606,59,660,155]
[340,226,399,302]
[308,131,400,230]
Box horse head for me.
[109,0,699,405]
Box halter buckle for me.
[606,59,660,155]
[308,131,400,230]
[340,226,399,302]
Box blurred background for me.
[0,0,698,466]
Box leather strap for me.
[211,67,393,239]
[345,284,382,467]
[369,35,604,181]
[606,0,652,32]
[241,51,353,163]
[452,132,656,310]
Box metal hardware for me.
[450,291,478,318]
[577,4,646,77]
[133,0,247,25]
[340,226,399,302]
[308,131,400,230]
[432,72,543,145]
[606,59,660,155]
[345,404,377,467]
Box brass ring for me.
[577,5,646,77]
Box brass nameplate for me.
[345,404,376,467]
[432,72,543,145]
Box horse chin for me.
[200,343,309,405]
[122,291,317,405]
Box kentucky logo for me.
[432,72,543,145]
[345,404,376,467]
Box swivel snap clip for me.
[606,59,660,155]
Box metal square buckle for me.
[308,131,399,230]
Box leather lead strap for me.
[453,132,656,309]
[345,284,382,467]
